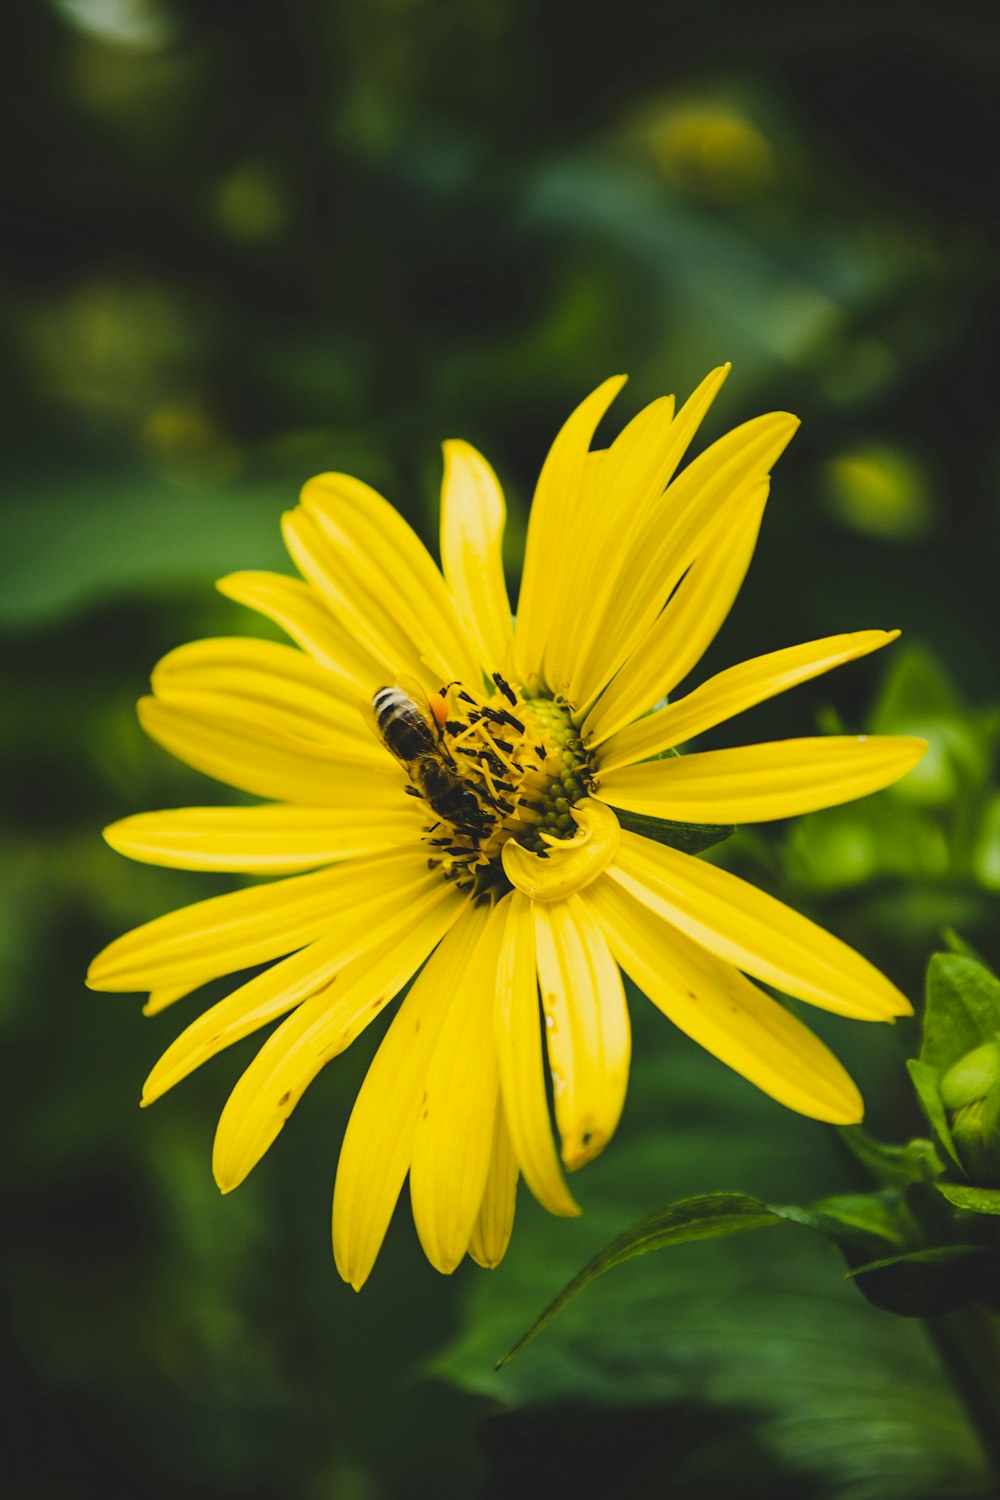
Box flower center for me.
[413,674,595,900]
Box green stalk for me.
[926,1304,1000,1484]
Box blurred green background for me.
[3,1,1000,1496]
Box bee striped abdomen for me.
[373,686,438,760]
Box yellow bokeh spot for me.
[824,444,934,540]
[639,101,775,198]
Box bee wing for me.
[396,673,441,734]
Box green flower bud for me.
[951,1098,1000,1185]
[939,1038,1000,1185]
[940,1038,1000,1110]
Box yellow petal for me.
[217,570,385,692]
[138,694,403,804]
[300,471,480,687]
[143,982,199,1017]
[543,396,675,692]
[282,505,420,686]
[569,412,799,712]
[140,856,450,1104]
[440,440,513,673]
[597,734,927,823]
[410,900,509,1275]
[513,377,628,689]
[597,630,901,772]
[333,905,490,1291]
[467,1104,518,1270]
[583,482,766,746]
[89,843,426,995]
[609,831,911,1018]
[533,894,631,1169]
[104,802,423,874]
[586,876,862,1123]
[547,366,731,696]
[501,798,621,902]
[212,884,464,1193]
[151,637,377,748]
[650,363,732,485]
[495,892,580,1216]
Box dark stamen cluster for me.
[417,676,594,898]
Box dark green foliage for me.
[4,1,1000,1496]
[612,810,736,855]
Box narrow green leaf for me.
[497,1192,780,1367]
[936,1182,1000,1215]
[836,1126,943,1187]
[797,1191,911,1251]
[613,809,735,856]
[844,1244,987,1279]
[907,1058,964,1172]
[922,954,1000,1073]
[501,1190,907,1367]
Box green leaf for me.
[907,1058,964,1171]
[936,1182,1000,1215]
[613,809,735,856]
[943,928,990,965]
[0,470,291,625]
[740,1194,965,1318]
[498,1192,780,1368]
[870,643,961,728]
[922,953,1000,1073]
[845,1244,988,1278]
[437,1028,988,1498]
[798,1190,911,1251]
[836,1125,943,1187]
[501,1187,916,1367]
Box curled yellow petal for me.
[501,799,621,902]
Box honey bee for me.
[372,683,486,836]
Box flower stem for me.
[926,1304,1000,1483]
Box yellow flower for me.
[88,366,925,1288]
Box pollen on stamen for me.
[399,676,598,897]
